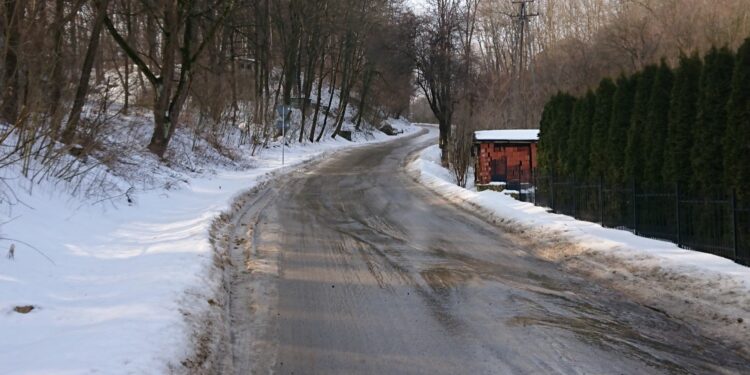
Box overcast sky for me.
[405,0,428,14]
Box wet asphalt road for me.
[227,128,749,374]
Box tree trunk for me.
[48,0,66,133]
[2,0,21,124]
[439,113,452,165]
[355,65,374,130]
[332,33,355,139]
[299,37,319,142]
[61,0,109,144]
[148,112,170,157]
[146,3,183,158]
[317,46,341,142]
[123,0,134,114]
[332,92,349,138]
[309,48,327,142]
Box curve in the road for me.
[224,128,749,375]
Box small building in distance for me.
[473,129,539,191]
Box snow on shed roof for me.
[474,129,539,142]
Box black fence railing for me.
[524,174,749,266]
[502,166,534,193]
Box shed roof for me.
[474,129,539,142]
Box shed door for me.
[490,157,507,182]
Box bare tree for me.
[414,0,461,164]
[103,0,234,157]
[62,0,110,145]
[1,0,21,124]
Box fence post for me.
[675,183,682,247]
[599,176,604,226]
[632,179,638,235]
[532,169,536,205]
[572,178,578,218]
[551,173,556,213]
[731,188,738,261]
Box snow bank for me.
[409,142,750,347]
[0,120,417,374]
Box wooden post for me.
[731,189,738,261]
[527,144,533,184]
[675,183,682,247]
[572,178,577,218]
[532,169,537,205]
[599,176,604,226]
[632,179,638,235]
[551,172,556,213]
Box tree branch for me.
[103,15,161,86]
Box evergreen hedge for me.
[538,39,749,197]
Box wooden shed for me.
[473,129,539,189]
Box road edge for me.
[403,142,750,359]
[176,127,429,374]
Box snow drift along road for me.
[408,138,750,357]
[0,119,416,374]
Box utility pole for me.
[510,0,538,127]
[511,0,538,79]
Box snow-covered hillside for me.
[0,111,415,374]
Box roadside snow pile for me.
[414,139,475,190]
[409,143,750,347]
[0,118,416,374]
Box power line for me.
[509,0,538,127]
[510,0,538,79]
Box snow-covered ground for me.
[409,139,750,350]
[0,117,416,374]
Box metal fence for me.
[525,174,750,266]
[505,165,533,192]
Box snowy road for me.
[223,128,749,374]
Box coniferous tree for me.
[725,38,750,200]
[538,95,557,174]
[664,53,702,187]
[642,60,674,188]
[692,47,735,193]
[589,78,617,180]
[566,97,584,177]
[571,91,596,180]
[625,65,658,183]
[607,73,637,184]
[538,93,575,174]
[554,93,576,174]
